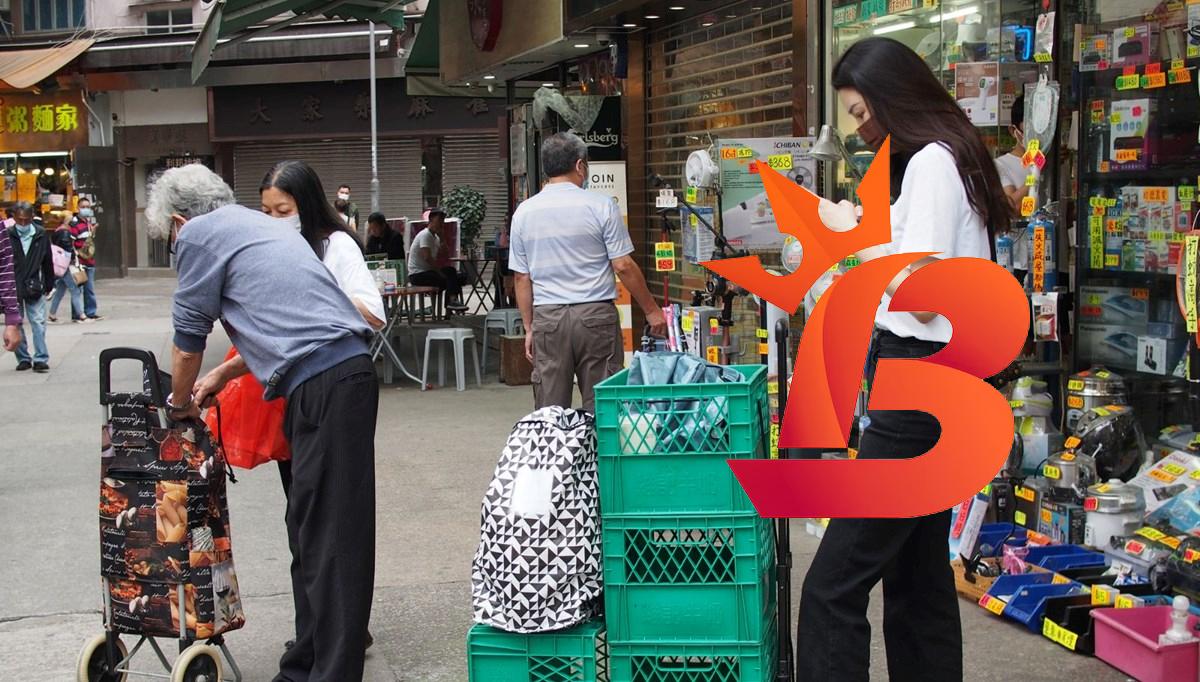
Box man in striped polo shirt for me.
[0,223,20,352]
[510,132,666,412]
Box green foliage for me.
[444,186,487,250]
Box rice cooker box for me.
[1077,323,1150,371]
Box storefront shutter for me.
[442,133,507,242]
[232,138,424,223]
[645,1,794,302]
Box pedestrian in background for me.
[70,197,102,320]
[509,132,666,412]
[0,221,22,353]
[48,213,86,324]
[407,208,465,306]
[366,212,404,260]
[336,184,360,232]
[6,202,54,372]
[146,163,378,682]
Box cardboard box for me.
[1111,24,1154,67]
[1127,450,1200,513]
[1109,99,1153,171]
[1038,499,1086,545]
[1078,286,1150,326]
[1080,34,1110,71]
[1077,323,1150,370]
[1137,334,1187,375]
[1014,479,1049,531]
[499,334,532,386]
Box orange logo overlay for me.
[704,137,1029,518]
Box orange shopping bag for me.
[204,348,291,468]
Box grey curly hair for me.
[145,164,236,240]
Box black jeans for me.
[275,355,378,682]
[796,330,962,682]
[409,267,463,298]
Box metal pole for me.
[369,21,381,216]
[774,318,795,682]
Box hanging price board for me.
[654,242,676,272]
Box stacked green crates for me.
[594,365,777,682]
[467,621,609,682]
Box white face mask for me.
[278,214,302,231]
[337,193,350,201]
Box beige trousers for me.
[530,301,623,413]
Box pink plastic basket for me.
[1091,606,1199,682]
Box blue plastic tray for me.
[1004,583,1088,631]
[1038,552,1107,572]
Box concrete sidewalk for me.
[0,278,1130,681]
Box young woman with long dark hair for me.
[795,37,1012,682]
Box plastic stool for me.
[481,309,524,375]
[422,328,481,391]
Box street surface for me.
[0,279,1131,680]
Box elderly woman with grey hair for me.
[146,163,379,682]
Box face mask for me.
[337,193,350,201]
[279,214,302,231]
[856,117,886,151]
[78,208,94,218]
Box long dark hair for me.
[260,160,361,260]
[832,37,1012,246]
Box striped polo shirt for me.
[509,182,634,306]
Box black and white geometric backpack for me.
[471,406,602,633]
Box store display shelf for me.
[1078,57,1200,81]
[1080,168,1199,183]
[1078,269,1177,284]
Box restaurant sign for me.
[0,91,87,153]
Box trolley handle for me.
[99,347,167,408]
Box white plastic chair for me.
[422,328,482,391]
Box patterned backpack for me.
[471,407,602,633]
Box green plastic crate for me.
[594,365,769,517]
[467,621,609,682]
[603,515,776,643]
[609,618,778,682]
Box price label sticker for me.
[758,342,769,356]
[1136,527,1166,542]
[705,346,720,364]
[1067,380,1085,391]
[1115,149,1140,162]
[1015,486,1036,502]
[1092,585,1115,606]
[1116,595,1136,609]
[1184,548,1200,564]
[1143,187,1170,203]
[1060,452,1076,461]
[1151,468,1180,484]
[1162,536,1181,550]
[736,147,754,159]
[1051,574,1072,585]
[1100,161,1111,173]
[681,315,694,333]
[1172,58,1186,71]
[1163,462,1188,477]
[1020,196,1036,217]
[1186,236,1199,333]
[1009,400,1025,409]
[1124,27,1135,38]
[1044,464,1062,479]
[980,595,1007,616]
[1025,173,1038,186]
[720,148,739,160]
[1105,254,1120,267]
[1180,186,1196,202]
[767,380,778,395]
[1034,52,1053,63]
[1143,72,1167,89]
[685,186,697,203]
[766,154,793,171]
[1169,68,1193,85]
[1014,510,1027,526]
[1132,288,1150,300]
[1027,139,1041,154]
[709,318,720,334]
[1068,396,1085,409]
[654,242,676,272]
[1090,110,1104,124]
[756,328,769,339]
[1043,618,1079,650]
[1115,75,1141,90]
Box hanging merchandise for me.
[1083,479,1147,549]
[1034,12,1055,63]
[1070,404,1148,482]
[955,62,1001,126]
[1027,212,1056,292]
[1066,367,1128,432]
[996,232,1014,271]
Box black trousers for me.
[409,267,463,298]
[796,331,962,682]
[274,355,379,682]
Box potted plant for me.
[444,186,487,256]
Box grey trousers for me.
[531,301,623,413]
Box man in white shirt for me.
[510,132,666,412]
[994,95,1030,280]
[407,208,464,304]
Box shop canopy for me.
[0,39,95,92]
[191,0,407,82]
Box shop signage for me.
[210,79,503,141]
[468,0,503,51]
[0,91,87,153]
[707,139,1029,518]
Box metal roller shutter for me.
[233,139,424,223]
[442,134,507,242]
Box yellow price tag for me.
[1124,27,1135,38]
[1172,58,1186,71]
[1136,527,1166,542]
[654,242,676,272]
[681,315,694,333]
[1186,237,1199,333]
[1095,484,1111,493]
[1051,574,1072,585]
[1044,464,1062,479]
[758,342,769,356]
[1067,380,1084,391]
[1068,396,1085,409]
[1026,139,1041,154]
[756,328,769,339]
[1060,452,1076,461]
[1014,510,1027,526]
[706,346,720,364]
[1115,149,1140,162]
[1043,618,1079,650]
[1110,112,1123,124]
[1064,436,1081,448]
[1116,595,1136,609]
[1015,486,1036,502]
[1191,469,1200,481]
[1092,585,1115,605]
[767,380,779,395]
[1020,196,1036,217]
[766,154,793,171]
[1164,462,1188,477]
[980,595,1006,616]
[686,186,698,203]
[736,148,754,159]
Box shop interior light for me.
[644,15,660,20]
[542,83,555,87]
[669,5,685,10]
[18,151,68,158]
[702,22,714,27]
[483,75,496,80]
[44,167,54,175]
[874,20,916,35]
[574,43,590,48]
[623,23,637,27]
[0,153,15,159]
[929,6,979,23]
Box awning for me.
[192,0,406,82]
[0,39,95,92]
[405,0,437,72]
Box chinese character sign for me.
[0,92,88,153]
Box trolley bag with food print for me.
[78,348,244,682]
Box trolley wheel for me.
[76,634,128,682]
[170,643,223,682]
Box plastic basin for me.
[1092,606,1200,682]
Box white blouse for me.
[323,231,386,324]
[876,142,992,343]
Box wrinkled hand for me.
[645,308,668,338]
[524,331,534,362]
[193,367,229,411]
[2,325,19,352]
[818,198,860,233]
